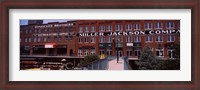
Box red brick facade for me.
[20,20,180,59]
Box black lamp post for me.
[113,38,119,63]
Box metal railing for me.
[82,57,109,70]
[122,56,132,70]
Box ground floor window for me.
[106,49,112,56]
[134,48,141,58]
[33,48,45,55]
[90,49,95,55]
[99,49,105,55]
[57,48,67,55]
[84,49,89,56]
[168,48,175,58]
[78,49,82,56]
[126,48,133,57]
[156,48,164,57]
[20,46,30,55]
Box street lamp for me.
[113,38,119,63]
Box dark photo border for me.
[0,0,199,90]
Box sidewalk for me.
[107,57,124,70]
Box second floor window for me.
[156,36,163,42]
[167,35,175,42]
[145,36,153,42]
[134,36,141,42]
[107,37,112,43]
[126,36,132,42]
[99,37,105,43]
[91,37,95,43]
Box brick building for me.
[20,20,180,59]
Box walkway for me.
[107,57,124,70]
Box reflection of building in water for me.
[20,20,180,59]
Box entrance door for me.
[70,49,73,56]
[49,48,54,56]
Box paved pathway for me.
[107,57,124,70]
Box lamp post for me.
[113,38,119,63]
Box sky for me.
[20,19,69,25]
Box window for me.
[145,36,153,42]
[85,26,89,32]
[38,29,41,33]
[106,49,112,56]
[38,37,41,42]
[58,36,62,41]
[20,30,22,33]
[156,48,164,57]
[29,29,32,33]
[44,37,47,42]
[91,26,95,32]
[156,36,163,42]
[34,37,37,42]
[85,37,89,43]
[116,37,123,43]
[134,49,141,57]
[166,22,174,28]
[25,37,28,42]
[106,25,112,31]
[28,37,31,42]
[126,24,132,30]
[155,22,163,29]
[34,30,37,33]
[99,25,105,31]
[91,49,95,55]
[134,24,140,30]
[91,37,95,43]
[168,48,175,59]
[65,35,69,40]
[79,27,83,32]
[78,38,82,43]
[167,35,175,42]
[99,37,105,43]
[54,36,57,41]
[25,30,28,34]
[126,36,132,42]
[145,23,152,30]
[126,49,133,57]
[115,24,122,31]
[99,49,105,55]
[107,37,112,43]
[134,36,141,42]
[78,49,82,56]
[47,37,51,42]
[84,49,89,56]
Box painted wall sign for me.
[33,30,180,37]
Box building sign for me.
[126,43,133,46]
[78,30,180,37]
[34,23,74,28]
[34,29,180,37]
[99,43,112,48]
[45,43,56,48]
